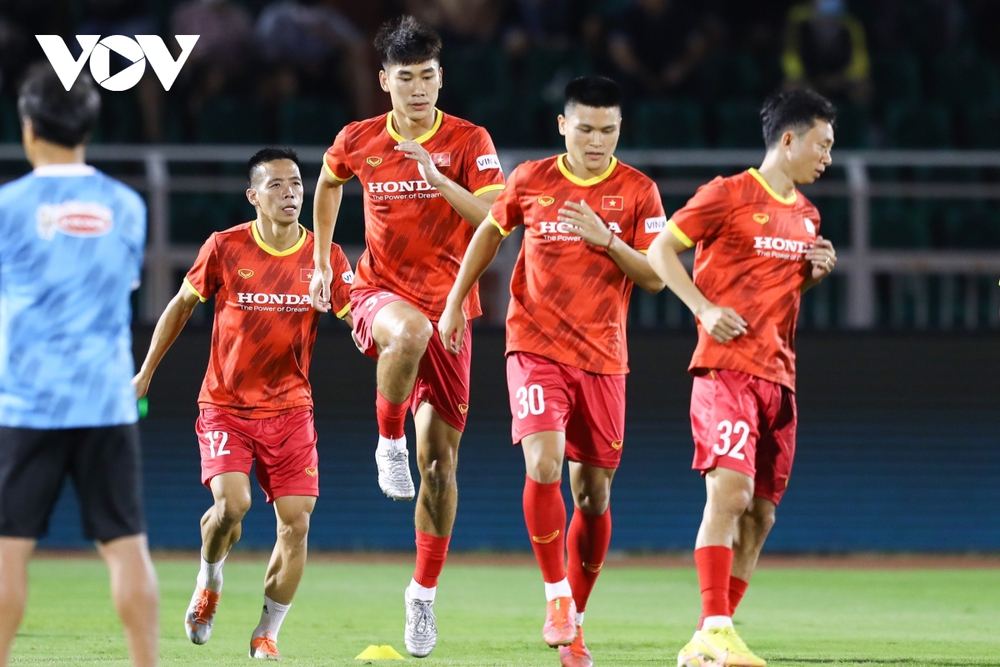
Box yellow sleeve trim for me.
[473,183,506,197]
[638,249,648,255]
[323,160,352,183]
[487,211,511,237]
[335,303,351,319]
[183,277,207,303]
[667,220,694,248]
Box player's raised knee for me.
[215,493,251,527]
[387,313,434,359]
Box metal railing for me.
[2,145,998,329]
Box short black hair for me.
[564,76,622,112]
[17,62,100,148]
[374,15,442,68]
[760,89,837,147]
[247,147,300,186]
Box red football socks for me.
[694,546,733,620]
[413,530,450,588]
[567,506,612,613]
[729,576,749,615]
[523,476,567,583]
[376,389,407,439]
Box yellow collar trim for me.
[385,108,443,144]
[557,154,618,187]
[252,221,307,257]
[749,168,797,205]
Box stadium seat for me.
[197,97,267,144]
[940,201,1000,248]
[871,52,922,110]
[832,102,871,148]
[466,96,534,148]
[277,98,349,146]
[883,102,952,148]
[0,96,20,143]
[961,104,1000,148]
[714,101,763,148]
[698,52,761,101]
[869,199,932,248]
[520,47,591,106]
[808,197,850,247]
[630,99,705,148]
[169,193,226,244]
[438,45,511,116]
[931,55,1000,109]
[99,92,145,144]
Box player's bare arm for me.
[559,199,665,293]
[648,230,747,343]
[802,235,837,293]
[439,221,505,354]
[395,140,501,226]
[132,284,201,398]
[309,166,346,312]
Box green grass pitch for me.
[12,556,1000,666]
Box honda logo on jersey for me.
[754,236,810,260]
[36,35,199,91]
[367,180,436,193]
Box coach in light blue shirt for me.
[0,64,159,667]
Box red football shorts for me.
[506,352,626,469]
[690,369,797,505]
[350,287,472,432]
[195,408,319,502]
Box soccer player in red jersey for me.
[648,90,838,667]
[308,15,505,658]
[439,76,666,667]
[133,149,353,660]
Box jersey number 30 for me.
[516,384,545,419]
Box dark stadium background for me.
[3,0,997,552]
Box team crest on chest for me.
[753,213,770,224]
[366,156,383,168]
[538,196,555,207]
[300,268,314,282]
[238,268,254,279]
[431,152,451,167]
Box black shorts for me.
[0,423,145,542]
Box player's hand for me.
[438,301,467,355]
[309,264,333,313]
[805,235,836,280]
[131,372,151,399]
[559,200,615,248]
[395,141,445,188]
[696,305,747,344]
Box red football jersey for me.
[324,110,505,320]
[667,168,822,390]
[489,155,666,375]
[184,222,353,418]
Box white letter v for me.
[35,36,100,91]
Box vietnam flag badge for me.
[602,195,624,211]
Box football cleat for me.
[376,442,415,500]
[543,597,577,647]
[249,633,281,659]
[558,625,593,667]
[684,627,765,667]
[404,588,437,657]
[184,586,220,645]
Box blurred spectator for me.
[608,0,709,100]
[170,0,256,123]
[404,0,505,47]
[971,0,1000,60]
[501,0,581,56]
[256,0,375,118]
[782,0,871,105]
[78,0,165,141]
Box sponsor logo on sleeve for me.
[36,201,113,240]
[366,156,383,168]
[644,216,667,233]
[341,270,354,284]
[431,152,451,167]
[476,154,501,171]
[602,195,624,211]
